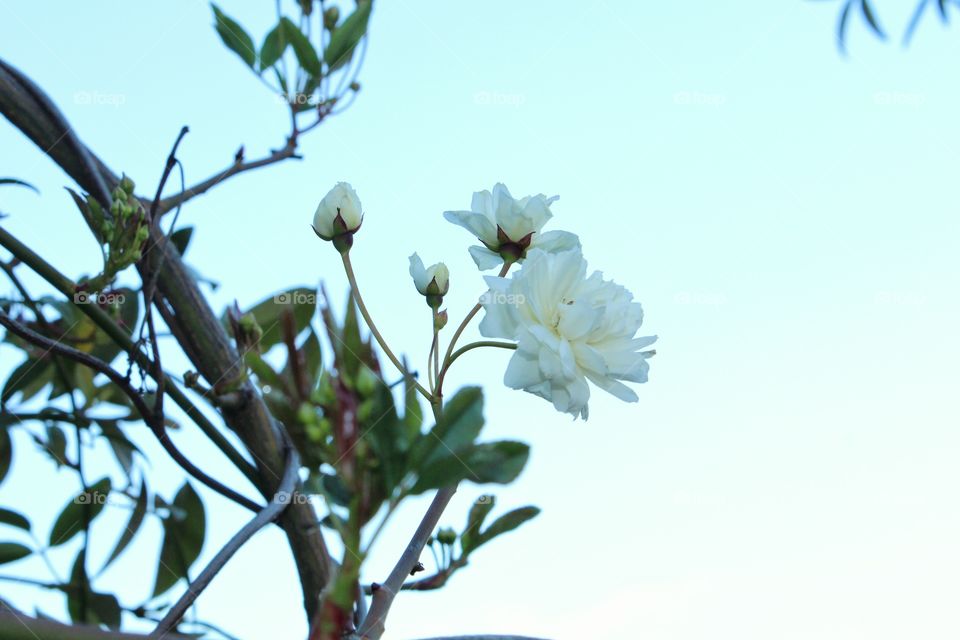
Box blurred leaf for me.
[101,478,147,572]
[324,1,371,70]
[860,0,886,38]
[234,287,316,351]
[49,477,112,547]
[411,440,529,495]
[89,593,121,629]
[0,427,10,484]
[260,19,291,71]
[98,420,143,480]
[284,17,321,76]
[0,507,30,531]
[2,358,53,405]
[320,473,352,507]
[474,506,540,550]
[211,4,257,68]
[170,226,194,256]
[0,542,31,565]
[410,386,484,469]
[0,178,38,193]
[152,481,206,597]
[837,0,854,52]
[43,424,68,468]
[460,495,495,554]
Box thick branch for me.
[0,607,187,640]
[0,57,333,620]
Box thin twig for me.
[0,312,262,513]
[151,433,301,638]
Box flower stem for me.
[340,251,431,400]
[446,341,517,369]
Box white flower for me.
[312,182,363,240]
[443,183,580,270]
[408,253,450,296]
[479,248,656,419]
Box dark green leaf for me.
[49,477,112,547]
[101,478,147,572]
[460,495,495,554]
[0,428,10,485]
[860,0,886,38]
[0,542,31,565]
[211,4,257,68]
[283,17,321,76]
[2,358,53,405]
[475,506,540,549]
[238,287,316,351]
[89,593,121,629]
[324,1,371,70]
[0,507,30,531]
[0,178,38,193]
[411,440,529,494]
[320,473,352,507]
[98,421,143,480]
[44,424,68,468]
[260,20,291,71]
[410,387,484,469]
[152,481,206,597]
[170,227,194,256]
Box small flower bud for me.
[350,81,361,92]
[434,309,448,331]
[436,527,456,546]
[119,175,135,194]
[409,253,450,308]
[323,6,339,29]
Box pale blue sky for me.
[2,1,960,638]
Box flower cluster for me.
[313,181,656,419]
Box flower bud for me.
[119,175,135,195]
[312,182,363,250]
[323,6,340,30]
[434,309,448,331]
[436,527,456,545]
[409,253,450,308]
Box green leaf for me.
[98,421,143,480]
[2,358,53,405]
[152,481,206,597]
[260,19,291,71]
[474,506,540,550]
[0,542,31,565]
[324,1,371,70]
[0,507,30,532]
[0,427,10,485]
[0,178,38,193]
[460,495,495,554]
[211,4,257,68]
[283,17,321,76]
[410,387,484,469]
[238,287,317,352]
[89,593,121,629]
[860,0,886,39]
[44,424,68,468]
[411,440,530,495]
[49,477,112,547]
[170,226,194,256]
[101,478,147,572]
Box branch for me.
[152,429,302,637]
[0,311,262,513]
[155,136,301,215]
[0,607,188,640]
[0,56,333,620]
[354,486,458,640]
[0,225,260,487]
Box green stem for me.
[340,251,431,400]
[0,226,259,487]
[446,341,517,369]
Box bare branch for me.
[152,429,302,637]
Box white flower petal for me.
[443,210,497,245]
[533,229,581,254]
[468,245,504,270]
